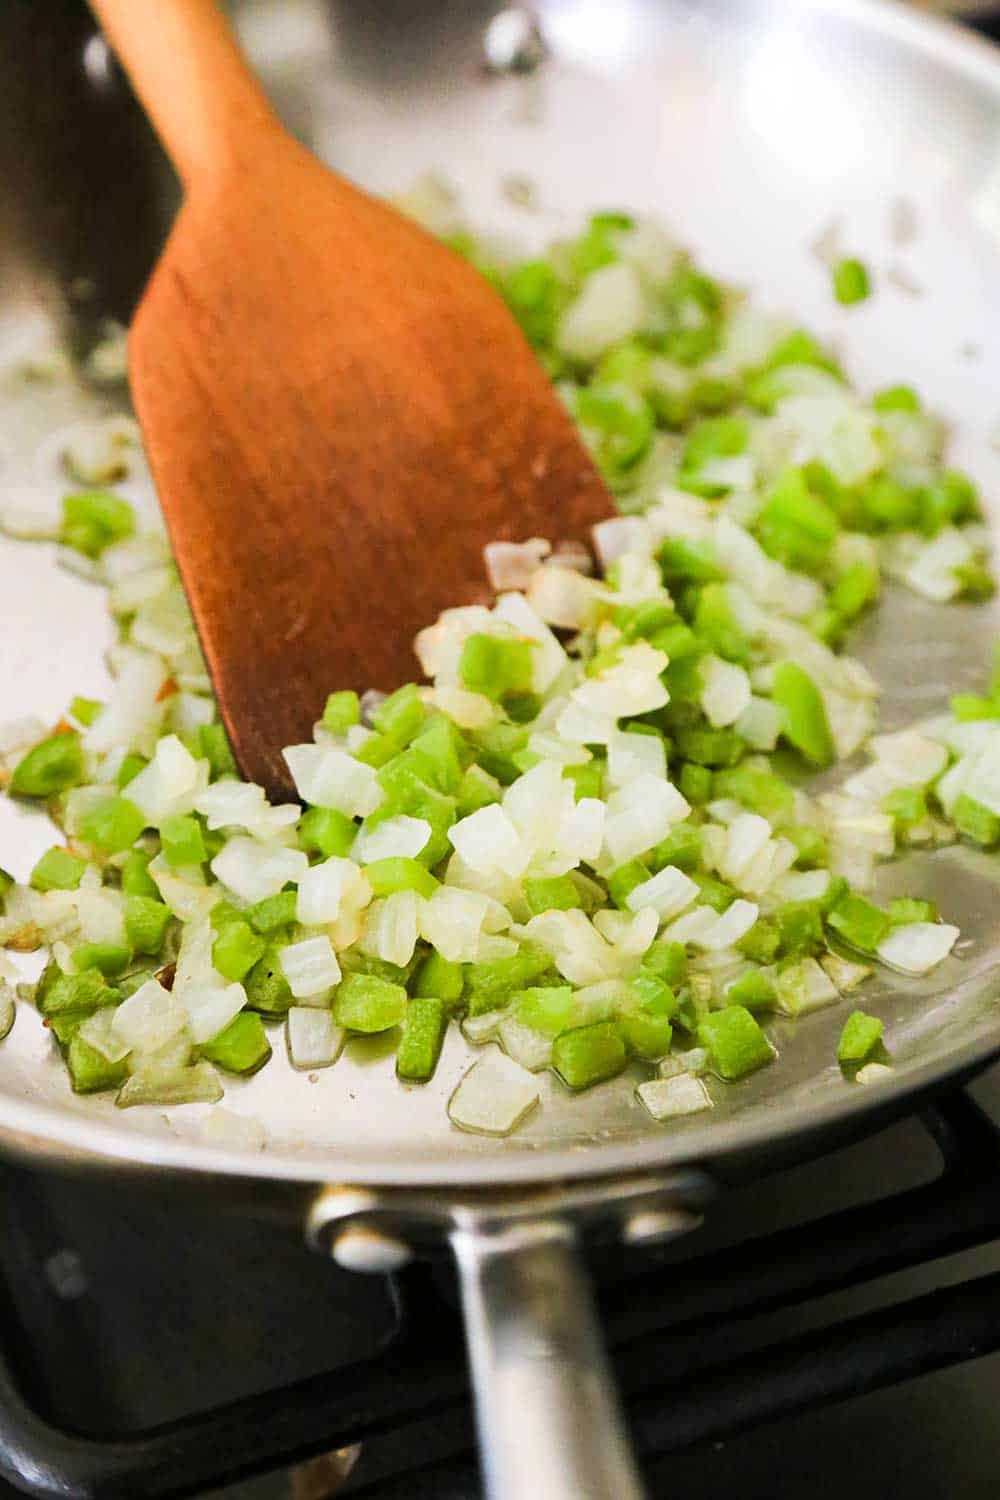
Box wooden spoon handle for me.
[88,0,280,188]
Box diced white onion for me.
[111,979,188,1054]
[297,856,360,926]
[279,936,341,999]
[353,815,430,864]
[626,865,699,921]
[700,656,752,728]
[420,887,494,964]
[449,804,526,879]
[498,1017,553,1072]
[876,921,959,976]
[483,538,550,591]
[857,1062,894,1086]
[125,734,207,826]
[448,1050,540,1135]
[356,890,422,968]
[283,744,383,817]
[210,837,308,905]
[194,780,298,842]
[185,983,247,1044]
[286,1007,344,1069]
[637,1074,713,1121]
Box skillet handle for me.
[451,1221,647,1500]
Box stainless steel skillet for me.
[3,0,1000,1494]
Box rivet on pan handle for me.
[307,1171,711,1500]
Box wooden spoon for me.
[87,0,613,797]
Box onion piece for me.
[498,1017,553,1072]
[286,1007,344,1069]
[117,1060,223,1109]
[876,921,959,976]
[856,1062,894,1086]
[637,1074,713,1121]
[448,1050,540,1136]
[279,936,341,999]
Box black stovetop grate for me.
[0,1088,999,1498]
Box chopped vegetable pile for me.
[0,197,995,1145]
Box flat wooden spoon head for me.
[90,1,613,797]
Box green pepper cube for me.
[698,1005,775,1081]
[210,901,243,932]
[552,1021,627,1090]
[648,826,702,874]
[407,952,461,1008]
[200,1012,272,1075]
[838,1009,884,1065]
[457,764,501,817]
[410,715,468,795]
[629,969,677,1017]
[772,660,835,768]
[69,696,103,727]
[298,806,356,858]
[826,891,890,953]
[61,489,135,557]
[679,763,713,806]
[29,846,88,892]
[65,1033,129,1094]
[71,942,131,978]
[36,963,113,1019]
[674,726,743,768]
[159,813,208,868]
[954,793,1000,847]
[830,562,879,620]
[124,895,172,957]
[120,850,158,899]
[365,857,440,899]
[737,919,781,964]
[607,860,649,909]
[522,875,581,916]
[512,985,574,1037]
[199,723,238,780]
[832,257,871,306]
[464,946,554,1016]
[694,583,751,664]
[322,689,361,735]
[643,940,688,988]
[116,753,148,790]
[873,385,920,414]
[950,694,1000,724]
[459,633,534,702]
[244,890,298,935]
[396,996,447,1082]
[11,731,84,798]
[657,537,724,585]
[726,970,777,1011]
[372,683,427,745]
[0,867,13,910]
[776,901,825,959]
[334,973,407,1033]
[573,383,654,478]
[564,762,604,802]
[78,795,145,855]
[620,1012,673,1061]
[212,919,266,983]
[757,469,838,573]
[883,787,927,834]
[244,944,295,1016]
[888,896,937,928]
[354,732,400,770]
